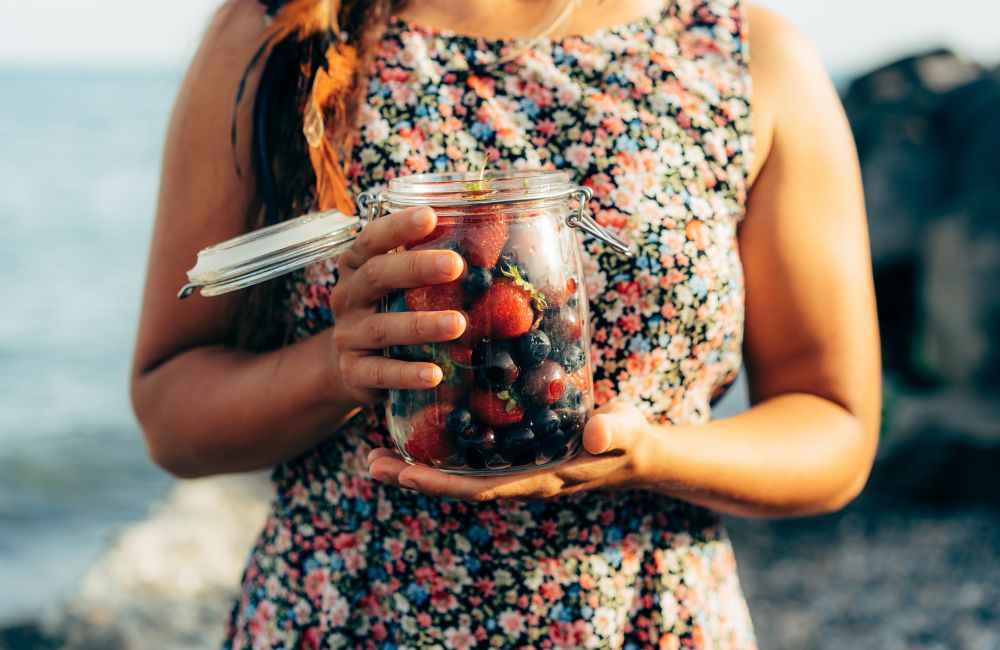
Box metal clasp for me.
[566,187,635,257]
[356,191,385,223]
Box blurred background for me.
[1,1,997,649]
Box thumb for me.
[581,401,647,456]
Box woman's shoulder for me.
[745,3,836,183]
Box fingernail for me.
[398,476,417,489]
[370,471,389,483]
[419,367,438,383]
[439,314,459,332]
[412,208,434,227]
[436,253,457,274]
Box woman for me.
[131,0,880,647]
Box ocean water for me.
[0,68,181,623]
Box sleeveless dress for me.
[227,2,757,648]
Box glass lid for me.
[178,210,360,298]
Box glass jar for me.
[179,169,631,476]
[359,170,632,474]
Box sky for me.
[0,0,997,75]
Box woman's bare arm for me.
[131,0,465,478]
[130,0,353,478]
[368,5,881,518]
[629,5,881,516]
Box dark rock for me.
[0,622,62,650]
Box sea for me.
[0,68,181,623]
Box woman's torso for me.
[228,2,756,647]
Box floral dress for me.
[226,1,758,648]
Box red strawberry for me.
[467,279,535,340]
[405,403,456,463]
[448,346,473,367]
[470,388,524,427]
[405,280,464,312]
[408,222,455,249]
[457,219,508,269]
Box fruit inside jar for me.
[381,180,595,475]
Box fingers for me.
[393,464,563,501]
[341,356,443,390]
[336,311,466,348]
[339,207,437,271]
[367,450,409,484]
[349,249,464,306]
[582,401,648,455]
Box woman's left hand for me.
[367,402,655,501]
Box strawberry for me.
[405,280,464,312]
[405,403,456,463]
[408,222,455,249]
[470,388,524,427]
[467,279,535,340]
[457,218,508,269]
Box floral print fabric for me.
[227,1,757,648]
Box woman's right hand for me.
[329,206,467,406]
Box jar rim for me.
[385,169,575,206]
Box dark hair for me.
[232,0,408,350]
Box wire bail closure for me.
[356,186,634,257]
[566,187,634,257]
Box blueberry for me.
[514,330,552,369]
[556,404,587,434]
[529,409,561,438]
[462,266,493,298]
[474,349,520,389]
[539,430,571,458]
[559,345,586,373]
[445,408,473,436]
[499,423,536,456]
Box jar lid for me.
[383,170,575,207]
[178,210,360,298]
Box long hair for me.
[231,0,408,350]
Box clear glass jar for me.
[179,169,630,476]
[360,170,632,474]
